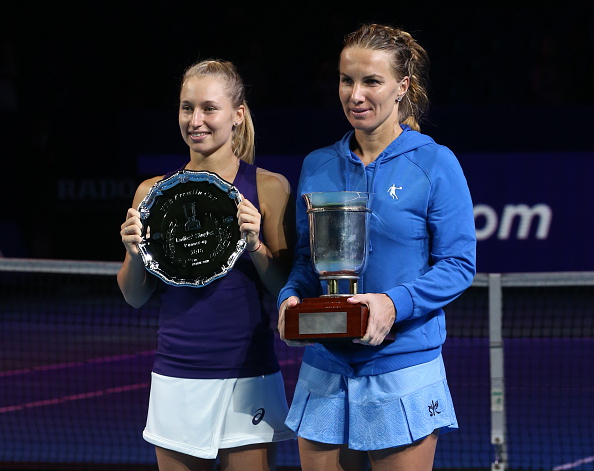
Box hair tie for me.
[247,241,262,253]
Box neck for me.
[218,156,240,180]
[353,124,403,165]
[186,152,240,177]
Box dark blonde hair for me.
[343,24,430,131]
[182,59,255,163]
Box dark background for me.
[1,2,593,262]
[1,6,594,470]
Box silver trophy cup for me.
[284,191,374,341]
[306,191,370,295]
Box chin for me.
[351,122,374,132]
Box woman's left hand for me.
[348,293,396,346]
[237,196,262,251]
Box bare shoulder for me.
[132,175,165,207]
[255,167,292,197]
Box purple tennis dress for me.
[153,160,280,380]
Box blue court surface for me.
[1,280,593,470]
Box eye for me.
[365,78,382,86]
[180,103,192,112]
[340,76,353,85]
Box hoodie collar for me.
[339,124,435,164]
[337,124,436,193]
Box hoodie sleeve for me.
[384,146,476,322]
[277,154,324,308]
[277,191,321,307]
[277,137,357,308]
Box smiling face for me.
[178,75,244,157]
[339,46,409,135]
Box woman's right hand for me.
[120,208,143,256]
[278,296,314,347]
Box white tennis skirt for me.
[285,354,458,450]
[143,371,296,459]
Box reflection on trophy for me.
[284,191,378,342]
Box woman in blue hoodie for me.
[277,24,477,470]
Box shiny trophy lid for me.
[137,170,246,287]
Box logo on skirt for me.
[252,408,265,425]
[428,400,441,417]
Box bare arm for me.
[116,177,162,308]
[237,168,295,298]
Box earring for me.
[233,122,239,126]
[396,96,403,102]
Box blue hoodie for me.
[278,126,476,377]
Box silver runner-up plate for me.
[137,170,246,287]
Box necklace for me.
[218,156,239,178]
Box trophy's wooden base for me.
[284,296,370,342]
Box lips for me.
[189,131,209,141]
[349,108,370,117]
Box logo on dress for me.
[428,400,441,417]
[252,408,265,425]
[388,184,402,200]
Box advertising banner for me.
[255,151,594,274]
[458,151,594,273]
[137,151,594,273]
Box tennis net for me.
[1,259,593,470]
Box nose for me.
[350,83,365,104]
[190,109,203,127]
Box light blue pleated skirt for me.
[285,354,458,450]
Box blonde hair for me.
[343,24,430,131]
[182,59,255,163]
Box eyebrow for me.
[340,72,384,80]
[179,99,221,107]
